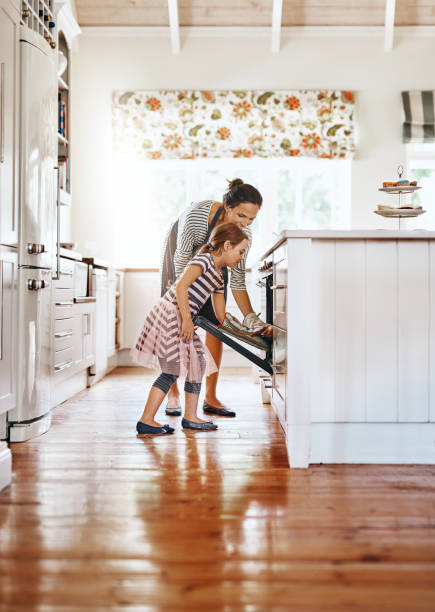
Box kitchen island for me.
[259,230,435,468]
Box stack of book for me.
[58,156,69,191]
[58,93,67,138]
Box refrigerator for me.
[6,27,57,442]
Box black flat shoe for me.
[136,422,174,435]
[202,401,236,418]
[181,418,218,431]
[165,405,182,416]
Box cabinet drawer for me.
[54,317,74,332]
[54,324,74,351]
[54,301,74,319]
[53,346,74,374]
[54,287,74,303]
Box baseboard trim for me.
[310,422,435,464]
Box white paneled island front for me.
[261,231,435,468]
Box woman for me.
[161,178,271,418]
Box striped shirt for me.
[164,253,224,316]
[172,200,251,291]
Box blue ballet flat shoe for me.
[181,418,218,431]
[136,421,174,435]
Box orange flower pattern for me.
[163,134,182,150]
[216,127,231,140]
[113,89,355,159]
[146,97,161,111]
[284,96,300,110]
[233,101,251,119]
[233,149,252,158]
[302,133,321,150]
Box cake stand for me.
[375,165,425,229]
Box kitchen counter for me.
[262,230,435,468]
[262,229,435,258]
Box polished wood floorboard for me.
[1,367,435,611]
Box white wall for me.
[71,31,435,265]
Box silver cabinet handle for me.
[53,166,60,280]
[55,301,73,306]
[28,279,48,291]
[54,360,73,372]
[1,62,4,164]
[270,285,287,290]
[60,271,73,277]
[55,330,73,338]
[27,243,46,254]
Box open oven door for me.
[194,315,273,375]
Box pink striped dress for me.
[131,253,224,383]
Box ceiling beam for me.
[384,0,396,52]
[168,0,180,54]
[271,0,283,53]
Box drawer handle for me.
[74,296,96,304]
[270,285,286,290]
[60,271,73,277]
[55,330,73,338]
[54,360,73,372]
[55,301,74,306]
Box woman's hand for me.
[179,317,195,342]
[243,312,273,336]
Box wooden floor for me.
[1,367,435,611]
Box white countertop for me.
[262,229,435,258]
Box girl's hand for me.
[180,318,195,342]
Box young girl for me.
[132,222,250,435]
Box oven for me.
[256,259,274,326]
[255,253,287,420]
[194,258,273,375]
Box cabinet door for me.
[0,248,17,415]
[106,269,116,357]
[0,2,18,245]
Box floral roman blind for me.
[112,89,355,160]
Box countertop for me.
[59,249,120,270]
[262,229,435,258]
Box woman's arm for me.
[211,293,226,325]
[175,264,202,342]
[231,289,254,318]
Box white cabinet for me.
[89,267,108,381]
[0,0,19,246]
[106,268,116,357]
[52,257,95,385]
[0,246,17,421]
[265,231,435,468]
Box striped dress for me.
[131,253,224,383]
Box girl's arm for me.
[175,264,202,342]
[211,293,226,325]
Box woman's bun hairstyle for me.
[228,178,244,190]
[223,178,263,209]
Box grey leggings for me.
[152,372,202,395]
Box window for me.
[111,157,351,267]
[407,144,435,230]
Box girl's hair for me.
[200,222,249,255]
[222,178,263,209]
